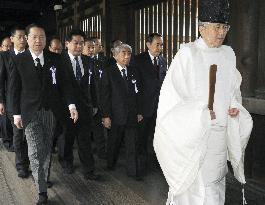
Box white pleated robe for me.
[153,38,253,205]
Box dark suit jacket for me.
[88,55,108,109]
[100,64,141,126]
[131,51,167,118]
[10,49,75,128]
[0,50,17,114]
[61,52,93,122]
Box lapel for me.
[144,52,158,75]
[112,64,128,95]
[24,50,37,75]
[63,52,77,82]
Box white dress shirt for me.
[148,50,158,66]
[14,48,25,55]
[116,63,127,77]
[68,52,84,77]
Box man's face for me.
[10,30,26,51]
[114,48,131,67]
[146,36,163,57]
[199,23,229,48]
[49,39,62,54]
[82,41,95,57]
[27,27,46,54]
[1,38,12,51]
[94,38,102,54]
[66,35,84,56]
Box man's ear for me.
[146,42,151,49]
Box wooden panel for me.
[162,1,167,58]
[179,0,184,44]
[153,4,158,33]
[158,3,162,35]
[149,5,153,34]
[190,0,197,41]
[140,8,145,52]
[173,0,179,54]
[135,9,140,54]
[185,0,190,42]
[145,7,149,45]
[168,0,173,63]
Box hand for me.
[137,114,143,122]
[210,110,216,120]
[70,108,78,123]
[228,108,239,118]
[92,107,98,116]
[102,117,111,129]
[14,117,23,129]
[0,103,5,115]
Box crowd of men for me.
[0,24,167,204]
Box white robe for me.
[153,38,253,205]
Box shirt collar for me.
[14,48,25,55]
[29,49,44,60]
[68,52,81,61]
[116,63,126,72]
[148,50,157,61]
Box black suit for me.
[101,63,141,176]
[88,56,107,157]
[57,52,95,174]
[10,49,75,194]
[131,51,167,173]
[11,50,74,126]
[0,50,29,171]
[0,50,14,148]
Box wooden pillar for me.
[235,0,259,97]
[255,0,265,99]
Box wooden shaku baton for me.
[208,64,217,111]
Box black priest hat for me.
[199,0,230,24]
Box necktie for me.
[35,57,42,80]
[153,57,160,78]
[121,68,127,80]
[74,56,82,81]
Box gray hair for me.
[198,21,209,27]
[112,43,132,55]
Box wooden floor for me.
[1,139,265,205]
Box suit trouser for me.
[138,113,157,173]
[7,113,29,171]
[24,108,55,193]
[92,111,106,156]
[107,124,138,176]
[58,117,95,174]
[0,114,13,144]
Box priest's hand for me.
[228,108,239,118]
[70,108,78,123]
[0,103,5,115]
[102,117,111,129]
[210,110,216,120]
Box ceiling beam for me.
[0,1,39,11]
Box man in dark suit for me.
[58,29,100,180]
[131,33,167,175]
[0,26,30,178]
[101,43,143,179]
[10,24,78,205]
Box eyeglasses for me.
[204,23,230,32]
